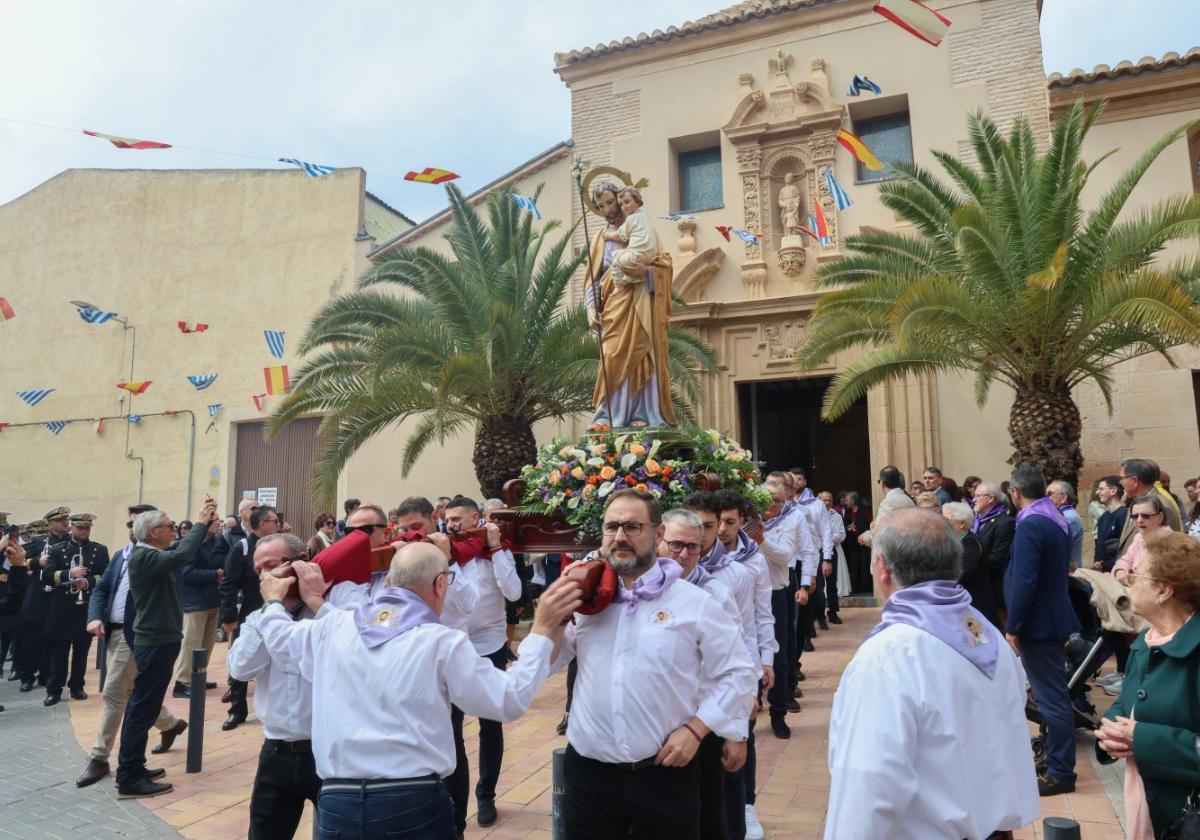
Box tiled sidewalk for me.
[62,608,1127,839]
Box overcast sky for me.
[2,0,1195,224]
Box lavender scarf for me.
[685,563,714,588]
[865,580,998,678]
[971,504,1004,536]
[725,530,758,564]
[354,586,440,649]
[698,537,733,573]
[763,500,797,532]
[1017,496,1069,535]
[796,488,817,505]
[613,558,682,616]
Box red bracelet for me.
[682,722,703,743]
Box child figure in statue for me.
[603,186,658,286]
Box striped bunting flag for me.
[873,0,952,46]
[824,167,853,211]
[263,365,291,396]
[847,74,883,97]
[187,373,218,391]
[264,330,285,359]
[208,403,222,417]
[810,200,833,246]
[732,228,761,245]
[16,389,54,407]
[404,167,459,184]
[78,306,118,325]
[83,130,171,150]
[511,194,542,220]
[44,421,67,435]
[279,158,336,178]
[660,214,698,222]
[127,414,142,424]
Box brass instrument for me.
[71,543,86,605]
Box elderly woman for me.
[915,491,941,510]
[306,513,336,558]
[1096,532,1200,839]
[942,502,1002,630]
[1112,495,1173,586]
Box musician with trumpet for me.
[41,512,109,706]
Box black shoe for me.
[143,768,167,781]
[786,699,801,713]
[796,670,806,682]
[792,685,803,699]
[817,619,829,631]
[70,688,87,701]
[76,758,110,788]
[477,798,498,827]
[828,613,842,625]
[152,719,188,754]
[205,681,217,690]
[44,693,61,707]
[1037,774,1075,796]
[769,714,791,740]
[803,639,815,652]
[7,671,19,680]
[18,681,33,692]
[117,778,174,799]
[221,713,246,731]
[555,713,569,736]
[172,682,190,699]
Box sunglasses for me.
[1131,512,1163,520]
[345,523,386,535]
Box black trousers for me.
[822,559,840,616]
[228,622,249,716]
[786,572,801,691]
[742,722,757,805]
[249,739,322,840]
[697,733,728,840]
[116,641,179,787]
[46,633,93,694]
[15,620,49,683]
[766,588,791,717]
[563,744,700,840]
[0,629,18,668]
[448,645,508,830]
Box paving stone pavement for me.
[0,664,181,840]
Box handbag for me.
[1164,789,1200,840]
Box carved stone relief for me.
[763,318,810,363]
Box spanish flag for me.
[83,130,172,150]
[0,297,13,321]
[117,381,153,395]
[836,128,885,172]
[264,365,291,396]
[404,167,459,184]
[873,0,952,47]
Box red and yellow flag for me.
[404,167,459,184]
[178,321,209,334]
[83,130,172,150]
[117,381,153,395]
[0,297,13,321]
[836,128,884,171]
[263,365,291,396]
[873,0,952,46]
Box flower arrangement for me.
[519,425,769,543]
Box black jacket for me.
[1093,506,1128,571]
[976,512,1015,610]
[20,532,69,624]
[958,531,1001,631]
[0,564,29,630]
[219,532,261,624]
[177,534,227,613]
[41,538,109,641]
[89,545,137,646]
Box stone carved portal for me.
[724,54,844,296]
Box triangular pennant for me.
[127,414,142,424]
[0,297,16,321]
[77,306,118,324]
[16,389,54,407]
[187,373,218,391]
[836,128,885,172]
[279,158,337,177]
[178,321,209,334]
[83,129,171,150]
[404,167,459,184]
[252,393,268,413]
[511,193,542,220]
[93,418,105,434]
[45,421,67,435]
[823,167,853,211]
[117,381,152,395]
[208,403,222,417]
[264,330,285,359]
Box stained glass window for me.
[855,113,914,184]
[679,147,723,212]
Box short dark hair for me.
[1100,475,1124,498]
[250,506,277,529]
[788,467,806,478]
[1121,459,1159,486]
[128,503,157,516]
[682,490,722,517]
[1010,466,1046,500]
[604,488,663,526]
[879,465,904,490]
[446,495,480,514]
[923,466,943,477]
[396,496,435,518]
[343,498,361,514]
[715,489,752,519]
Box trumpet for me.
[41,542,53,593]
[71,545,85,605]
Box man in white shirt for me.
[227,533,323,840]
[826,508,1039,839]
[443,495,522,829]
[256,540,582,840]
[759,473,801,741]
[556,488,758,839]
[817,491,846,626]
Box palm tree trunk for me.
[473,414,537,500]
[1007,385,1083,487]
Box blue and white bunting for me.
[660,213,699,222]
[806,213,833,246]
[127,414,142,424]
[846,74,882,97]
[187,373,218,391]
[824,167,853,211]
[44,421,67,435]
[732,228,760,245]
[511,193,542,220]
[264,330,285,359]
[16,389,54,407]
[77,306,118,325]
[207,403,222,417]
[279,158,336,178]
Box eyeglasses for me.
[602,520,646,536]
[434,569,456,587]
[665,540,702,555]
[1126,571,1163,584]
[260,517,279,525]
[1131,512,1163,520]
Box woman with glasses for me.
[1096,532,1200,840]
[1112,496,1172,587]
[308,514,336,559]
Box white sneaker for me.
[745,803,765,839]
[1101,678,1123,696]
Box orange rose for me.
[635,483,647,492]
[599,466,617,481]
[625,475,637,485]
[560,465,569,474]
[582,484,596,497]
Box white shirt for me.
[555,567,757,763]
[727,539,778,666]
[826,622,1040,839]
[798,497,834,560]
[111,544,133,624]
[459,548,522,655]
[226,603,317,742]
[760,518,797,591]
[788,505,820,587]
[708,559,759,668]
[257,601,553,780]
[328,570,478,632]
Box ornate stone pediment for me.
[673,247,726,303]
[724,56,843,142]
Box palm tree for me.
[269,183,717,499]
[794,102,1200,485]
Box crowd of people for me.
[0,454,1197,839]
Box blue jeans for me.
[317,779,455,840]
[1021,638,1077,782]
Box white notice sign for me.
[256,487,278,507]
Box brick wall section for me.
[949,0,1050,154]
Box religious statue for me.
[778,172,802,234]
[582,173,677,429]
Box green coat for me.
[1097,612,1200,837]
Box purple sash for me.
[698,538,732,573]
[865,580,998,679]
[1016,496,1069,535]
[726,530,758,564]
[613,558,682,616]
[353,587,440,649]
[972,504,1004,536]
[763,500,797,532]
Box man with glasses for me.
[556,488,757,839]
[227,533,326,840]
[118,499,217,798]
[220,505,279,731]
[1116,459,1182,558]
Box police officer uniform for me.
[42,513,109,704]
[16,508,71,691]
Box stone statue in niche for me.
[778,172,802,234]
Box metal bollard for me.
[551,747,566,840]
[186,648,208,773]
[1043,816,1082,839]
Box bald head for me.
[387,542,449,593]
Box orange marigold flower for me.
[624,475,637,485]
